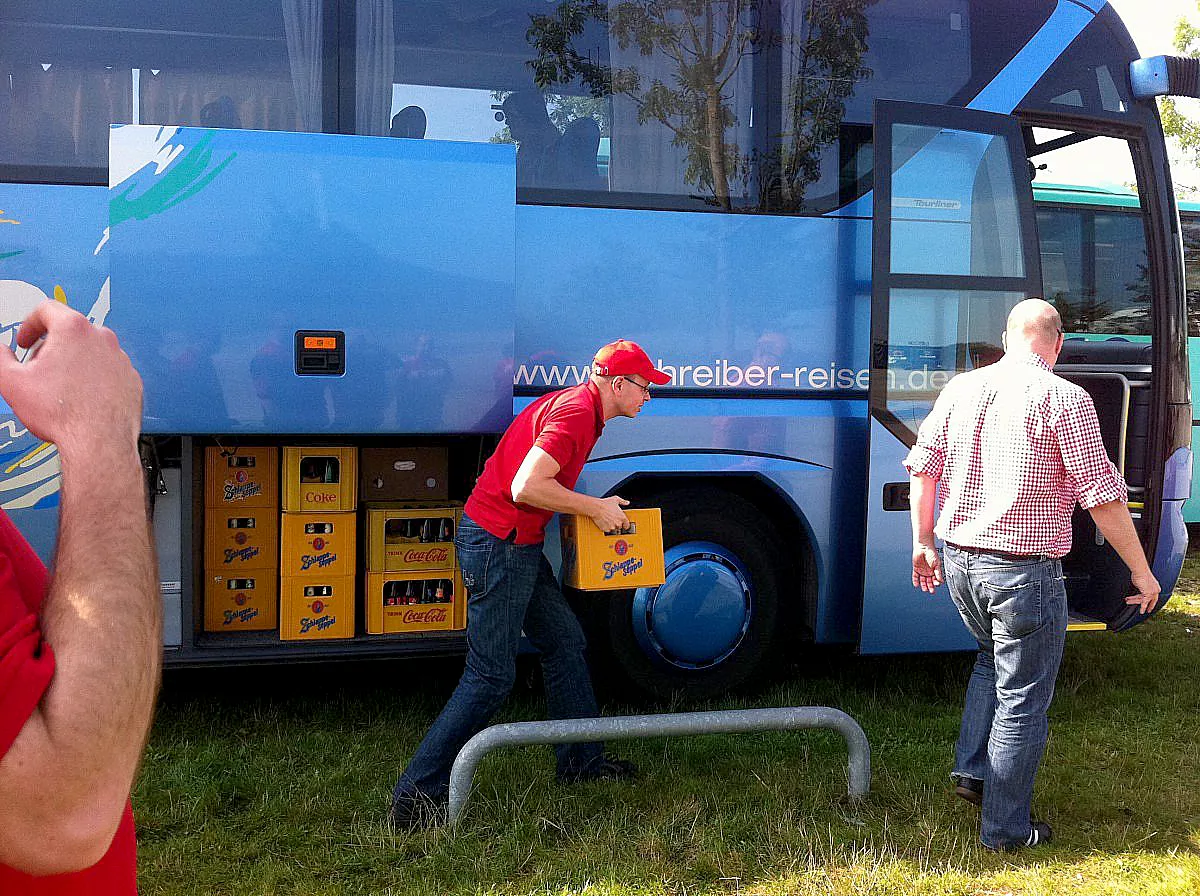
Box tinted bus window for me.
[361,0,1054,213]
[1181,210,1200,338]
[0,2,327,181]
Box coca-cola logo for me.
[613,539,629,556]
[400,607,448,624]
[402,547,450,564]
[305,491,337,504]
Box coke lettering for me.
[402,547,449,564]
[304,491,338,504]
[400,607,448,624]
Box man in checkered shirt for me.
[904,298,1159,852]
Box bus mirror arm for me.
[1130,56,1200,100]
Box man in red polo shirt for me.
[390,339,669,828]
[0,300,159,891]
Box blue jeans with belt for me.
[392,514,604,805]
[942,543,1067,850]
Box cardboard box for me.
[203,572,278,632]
[365,504,459,572]
[560,508,666,591]
[205,446,278,509]
[365,570,465,634]
[360,446,449,501]
[283,446,358,512]
[280,511,356,578]
[280,575,355,640]
[204,509,279,571]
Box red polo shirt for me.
[466,381,605,544]
[0,510,138,894]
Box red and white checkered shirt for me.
[903,351,1127,558]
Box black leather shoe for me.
[556,754,639,784]
[387,792,447,831]
[953,775,983,807]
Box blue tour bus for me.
[0,1,1192,700]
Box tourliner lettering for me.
[603,557,645,580]
[223,481,263,501]
[224,546,261,564]
[300,551,337,570]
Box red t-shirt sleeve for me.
[0,548,55,759]
[533,402,592,473]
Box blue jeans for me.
[942,543,1067,850]
[392,515,604,804]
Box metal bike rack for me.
[447,705,870,825]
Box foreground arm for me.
[909,472,943,593]
[1087,500,1160,614]
[511,446,630,532]
[0,302,160,875]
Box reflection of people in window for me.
[501,91,561,187]
[200,96,240,129]
[390,105,427,139]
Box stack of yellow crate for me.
[364,504,465,634]
[203,446,280,632]
[279,447,357,640]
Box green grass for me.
[135,562,1200,895]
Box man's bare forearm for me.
[1087,499,1152,576]
[909,473,938,546]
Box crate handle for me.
[604,523,637,536]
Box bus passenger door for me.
[859,101,1044,653]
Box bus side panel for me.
[1185,335,1200,523]
[109,126,516,435]
[0,183,110,563]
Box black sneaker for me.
[387,792,447,831]
[988,821,1053,852]
[556,754,639,785]
[952,775,983,807]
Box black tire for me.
[583,488,793,704]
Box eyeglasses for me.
[618,376,651,398]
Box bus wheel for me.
[593,489,788,703]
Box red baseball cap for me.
[592,339,671,385]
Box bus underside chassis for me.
[572,487,813,704]
[1056,341,1153,629]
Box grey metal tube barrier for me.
[448,706,870,825]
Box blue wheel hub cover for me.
[631,540,754,671]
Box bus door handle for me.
[882,482,909,511]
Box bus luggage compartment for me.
[108,125,516,436]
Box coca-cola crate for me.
[205,446,278,509]
[283,446,358,512]
[365,570,465,634]
[280,575,355,640]
[203,508,279,571]
[203,572,279,632]
[279,511,356,578]
[364,504,460,572]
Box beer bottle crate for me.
[364,503,461,572]
[205,446,278,509]
[365,569,465,634]
[279,511,356,578]
[280,575,355,640]
[283,446,358,512]
[560,508,666,591]
[203,508,279,572]
[203,572,279,632]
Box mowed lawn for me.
[134,559,1200,895]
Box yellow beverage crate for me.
[205,446,278,509]
[203,508,279,571]
[365,570,464,634]
[560,508,666,591]
[364,504,459,572]
[203,572,279,632]
[280,575,355,640]
[279,511,356,578]
[283,446,358,512]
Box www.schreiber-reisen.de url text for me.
[514,360,955,391]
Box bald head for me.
[1005,299,1063,362]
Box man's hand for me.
[1128,569,1161,615]
[0,300,142,461]
[590,494,631,534]
[912,542,943,593]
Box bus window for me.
[0,2,328,181]
[358,0,1056,213]
[1180,208,1200,339]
